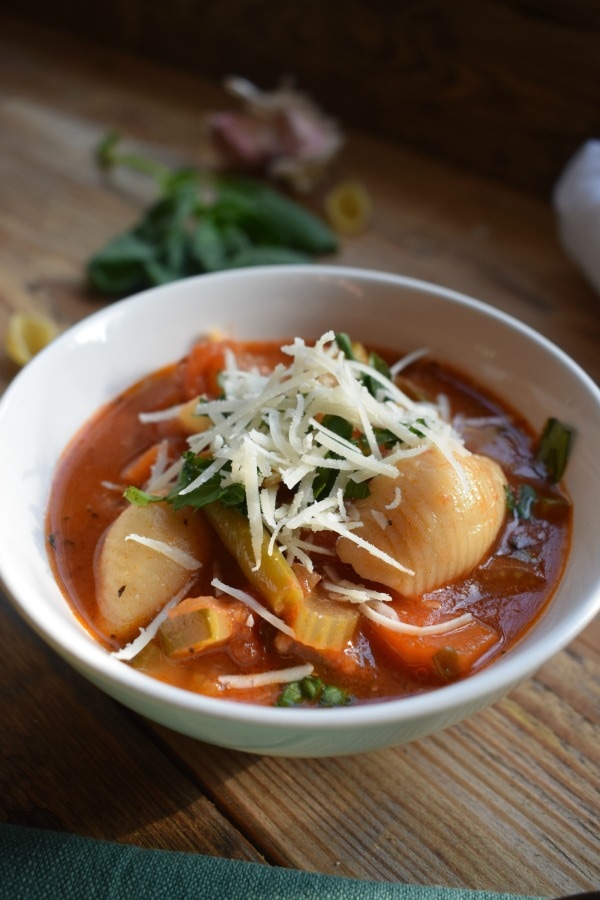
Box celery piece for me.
[293,594,359,651]
[204,503,304,614]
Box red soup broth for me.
[46,337,572,707]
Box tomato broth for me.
[47,336,572,707]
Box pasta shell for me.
[95,503,212,641]
[337,446,507,596]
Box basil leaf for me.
[369,351,391,381]
[167,452,246,511]
[169,480,243,511]
[344,479,371,499]
[135,182,197,275]
[312,467,337,501]
[362,350,392,396]
[311,415,354,500]
[87,233,158,295]
[335,333,393,399]
[505,483,538,520]
[373,427,399,448]
[537,417,574,482]
[216,179,338,254]
[89,136,338,296]
[321,414,353,442]
[335,333,355,359]
[190,217,228,272]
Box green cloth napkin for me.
[0,824,546,900]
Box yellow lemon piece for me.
[324,180,372,236]
[5,312,60,366]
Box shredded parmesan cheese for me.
[361,603,473,636]
[218,663,314,690]
[211,578,296,637]
[125,534,202,571]
[138,333,467,580]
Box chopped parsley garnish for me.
[276,675,351,707]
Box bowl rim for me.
[1,263,599,734]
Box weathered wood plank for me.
[0,596,265,859]
[147,647,599,894]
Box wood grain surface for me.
[0,14,598,897]
[2,2,600,195]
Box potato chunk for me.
[337,446,507,596]
[95,503,211,641]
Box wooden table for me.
[1,15,598,897]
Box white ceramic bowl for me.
[1,266,599,757]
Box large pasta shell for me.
[95,503,212,641]
[337,446,507,596]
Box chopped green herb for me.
[276,681,304,707]
[123,485,162,507]
[321,414,354,443]
[334,332,355,360]
[362,350,391,397]
[275,674,351,707]
[168,453,246,511]
[536,417,574,483]
[373,427,400,449]
[344,479,371,500]
[504,483,538,520]
[335,332,395,399]
[319,684,352,706]
[125,453,246,513]
[312,414,357,500]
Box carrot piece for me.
[121,443,163,485]
[183,339,236,398]
[370,616,500,681]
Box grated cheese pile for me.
[144,330,466,574]
[112,339,477,674]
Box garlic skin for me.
[207,76,344,192]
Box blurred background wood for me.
[2,1,599,196]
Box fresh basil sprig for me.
[124,452,246,512]
[88,134,338,296]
